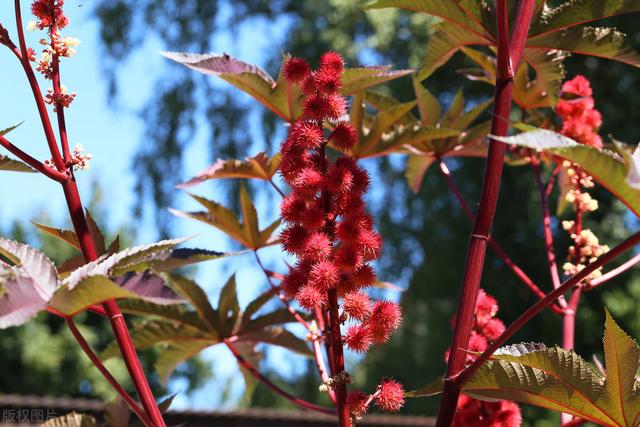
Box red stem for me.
[436,2,537,425]
[0,134,67,181]
[61,178,166,427]
[253,251,310,331]
[589,252,640,288]
[456,230,640,386]
[224,340,336,415]
[312,329,337,404]
[561,286,582,425]
[65,317,153,427]
[51,55,71,161]
[438,159,563,315]
[532,160,562,290]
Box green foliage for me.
[410,312,640,426]
[42,412,99,427]
[171,187,280,250]
[494,130,640,217]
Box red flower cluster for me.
[31,0,69,30]
[556,75,602,148]
[446,289,521,427]
[278,52,404,417]
[453,395,522,427]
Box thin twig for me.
[224,340,336,415]
[589,252,640,289]
[64,317,153,427]
[0,134,67,181]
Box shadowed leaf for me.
[177,152,281,188]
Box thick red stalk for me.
[456,230,640,386]
[561,287,582,425]
[65,317,153,427]
[224,340,336,415]
[437,160,563,314]
[436,2,536,425]
[61,177,166,427]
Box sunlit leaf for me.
[341,66,414,94]
[626,144,640,190]
[118,299,207,330]
[172,191,279,250]
[527,26,640,68]
[42,412,98,427]
[101,319,214,359]
[0,122,23,136]
[0,155,35,173]
[238,326,312,357]
[530,0,640,36]
[413,77,441,126]
[218,275,240,336]
[177,152,281,188]
[167,274,220,333]
[32,222,81,250]
[155,340,212,385]
[494,130,640,217]
[406,155,436,193]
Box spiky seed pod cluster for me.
[278,52,403,415]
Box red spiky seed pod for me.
[280,194,307,223]
[325,93,348,120]
[303,93,330,120]
[481,317,506,341]
[283,57,311,83]
[346,390,369,416]
[296,284,327,311]
[358,229,383,261]
[314,68,342,94]
[292,167,324,195]
[344,323,372,353]
[335,244,364,272]
[375,379,405,413]
[330,122,357,151]
[302,232,333,261]
[351,264,377,287]
[369,301,402,344]
[291,121,324,150]
[280,224,309,256]
[280,267,307,299]
[309,260,340,291]
[343,291,372,321]
[319,51,345,75]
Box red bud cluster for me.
[556,75,602,148]
[278,52,404,416]
[446,289,521,426]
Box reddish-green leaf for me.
[177,152,281,188]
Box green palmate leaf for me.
[218,275,241,336]
[177,152,281,189]
[51,274,180,316]
[530,0,640,36]
[405,155,436,193]
[239,308,298,335]
[63,237,189,289]
[413,77,441,126]
[512,61,555,109]
[527,26,640,68]
[364,91,416,125]
[419,21,490,82]
[411,312,640,426]
[167,274,220,333]
[118,299,207,330]
[363,0,489,37]
[597,310,640,425]
[341,66,414,94]
[0,122,23,136]
[42,412,98,427]
[155,340,212,385]
[240,288,276,325]
[101,319,214,359]
[493,130,640,217]
[406,376,444,398]
[238,326,312,357]
[0,155,35,173]
[521,48,566,107]
[0,238,58,294]
[32,222,81,250]
[353,100,417,158]
[172,191,279,250]
[85,211,106,256]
